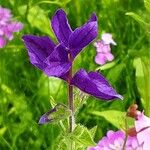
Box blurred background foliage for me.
[0,0,150,149]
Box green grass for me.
[0,0,150,149]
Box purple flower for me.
[23,9,122,101]
[94,33,116,65]
[22,9,98,80]
[88,130,143,150]
[0,6,23,48]
[23,9,123,124]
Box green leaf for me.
[1,84,12,94]
[106,63,125,83]
[133,57,150,116]
[35,0,71,6]
[46,104,71,123]
[126,12,147,26]
[144,0,150,13]
[28,6,53,36]
[54,124,96,150]
[89,126,97,138]
[72,124,96,147]
[0,127,7,136]
[91,110,126,129]
[96,61,117,71]
[54,134,68,150]
[74,89,88,114]
[49,96,57,108]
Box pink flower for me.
[94,33,116,65]
[101,33,116,45]
[87,130,143,150]
[0,6,23,48]
[135,113,150,150]
[0,6,11,25]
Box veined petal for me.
[43,44,71,79]
[69,14,98,58]
[71,69,123,100]
[51,9,72,47]
[22,35,56,70]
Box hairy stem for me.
[68,53,74,132]
[67,53,74,150]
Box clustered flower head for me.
[88,104,150,150]
[88,130,143,150]
[0,6,23,48]
[22,9,123,124]
[135,112,150,150]
[94,33,116,65]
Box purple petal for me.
[22,35,56,70]
[59,71,69,81]
[89,13,97,22]
[51,9,72,47]
[38,107,56,124]
[69,14,98,58]
[71,69,123,100]
[43,44,71,79]
[38,114,51,124]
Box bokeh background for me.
[0,0,150,149]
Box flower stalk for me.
[68,53,74,132]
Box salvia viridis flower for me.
[0,6,23,48]
[87,130,143,150]
[94,33,116,65]
[22,9,123,124]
